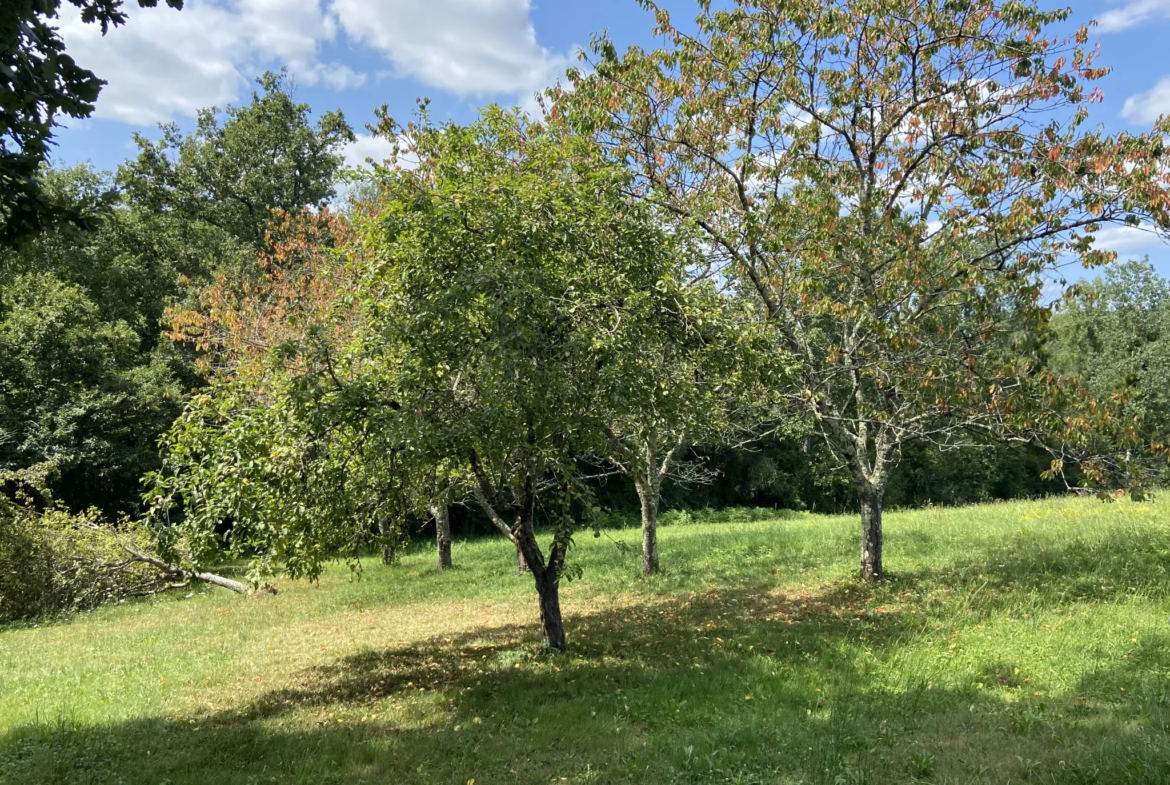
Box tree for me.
[0,0,182,244]
[568,0,1170,580]
[119,70,354,251]
[595,281,774,576]
[0,170,187,515]
[358,108,723,648]
[155,108,707,650]
[431,500,453,570]
[0,73,357,513]
[153,207,408,585]
[1050,260,1170,483]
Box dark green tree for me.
[119,70,355,251]
[0,166,185,514]
[1051,260,1170,482]
[0,0,182,244]
[2,75,354,514]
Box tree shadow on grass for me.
[4,530,1170,785]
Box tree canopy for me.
[152,108,750,648]
[0,76,353,515]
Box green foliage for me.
[1,75,355,516]
[0,0,182,244]
[0,472,168,623]
[1051,260,1170,483]
[154,380,409,584]
[119,70,354,250]
[0,166,188,515]
[0,259,183,514]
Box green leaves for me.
[0,1,185,244]
[118,69,354,251]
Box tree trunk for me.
[859,488,883,581]
[431,504,452,570]
[635,479,660,576]
[378,517,398,565]
[533,564,566,650]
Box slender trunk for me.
[533,564,566,650]
[378,517,397,565]
[470,462,563,650]
[431,504,452,570]
[635,479,660,576]
[859,488,883,581]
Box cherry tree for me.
[567,0,1170,579]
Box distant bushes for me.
[592,506,791,530]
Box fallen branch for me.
[121,547,255,595]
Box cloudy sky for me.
[50,0,1170,274]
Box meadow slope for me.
[2,496,1169,784]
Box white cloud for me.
[1096,0,1170,33]
[58,2,246,124]
[57,0,571,127]
[57,0,365,125]
[313,62,366,90]
[1121,76,1170,125]
[342,132,401,170]
[1092,224,1165,256]
[330,0,574,108]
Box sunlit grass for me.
[2,495,1169,783]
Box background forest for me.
[3,73,1167,522]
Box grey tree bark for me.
[843,447,893,582]
[431,504,452,570]
[634,478,660,576]
[123,549,251,594]
[859,488,883,581]
[625,432,684,577]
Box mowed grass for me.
[2,496,1170,785]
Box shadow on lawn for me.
[4,532,1170,785]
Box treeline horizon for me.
[3,74,1166,525]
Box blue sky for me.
[50,0,1170,275]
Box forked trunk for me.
[471,477,563,650]
[533,565,566,650]
[635,480,660,576]
[431,504,452,570]
[859,489,883,581]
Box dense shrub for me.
[0,493,170,623]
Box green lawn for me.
[2,496,1169,784]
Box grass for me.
[2,495,1169,784]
